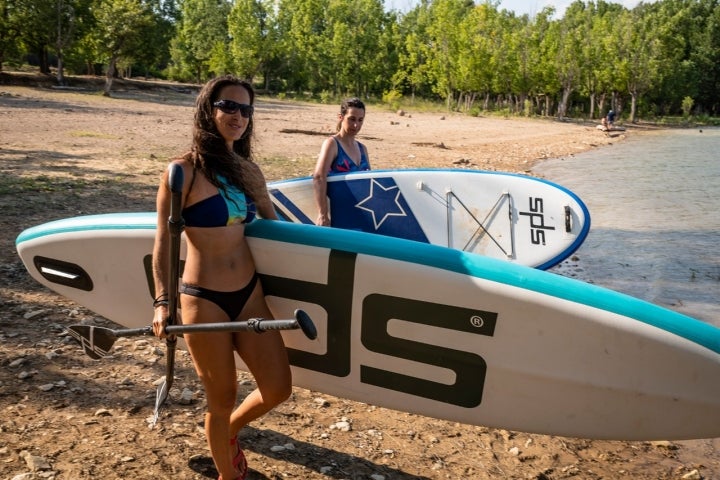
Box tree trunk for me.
[103,55,118,97]
[38,46,50,74]
[629,91,638,123]
[57,53,65,86]
[558,86,572,118]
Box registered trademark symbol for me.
[470,315,484,328]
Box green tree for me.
[93,0,155,95]
[0,0,24,71]
[227,0,275,82]
[694,0,720,114]
[325,0,387,96]
[554,1,586,118]
[454,2,500,112]
[11,0,57,74]
[394,1,433,102]
[650,0,720,115]
[587,2,625,117]
[533,7,562,117]
[274,0,331,93]
[506,11,536,114]
[491,9,524,114]
[573,1,622,119]
[54,0,96,84]
[612,5,663,122]
[373,10,401,98]
[130,0,178,78]
[168,0,230,82]
[424,0,474,109]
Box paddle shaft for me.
[166,162,184,332]
[109,317,313,338]
[153,162,184,425]
[66,310,316,362]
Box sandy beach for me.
[2,79,717,480]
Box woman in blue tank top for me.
[312,97,371,226]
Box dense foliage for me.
[1,0,718,119]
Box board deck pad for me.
[268,169,591,269]
[15,215,720,441]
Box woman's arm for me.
[151,160,187,338]
[361,143,371,169]
[312,137,337,226]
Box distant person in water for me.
[312,97,371,226]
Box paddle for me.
[153,162,185,425]
[66,309,317,360]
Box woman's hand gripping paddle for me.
[153,162,185,425]
[66,309,318,360]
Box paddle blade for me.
[151,338,177,427]
[66,325,118,359]
[151,377,169,427]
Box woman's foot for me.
[230,435,248,479]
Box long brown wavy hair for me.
[184,75,259,198]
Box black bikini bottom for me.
[179,272,259,321]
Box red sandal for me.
[230,435,248,479]
[217,436,248,480]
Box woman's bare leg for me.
[229,285,292,437]
[183,298,242,480]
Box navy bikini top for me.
[182,173,256,228]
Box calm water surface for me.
[534,127,720,325]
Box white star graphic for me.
[354,179,407,229]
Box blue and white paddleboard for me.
[15,215,720,441]
[268,169,590,269]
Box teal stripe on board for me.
[15,213,157,244]
[246,220,720,356]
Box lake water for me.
[533,127,720,326]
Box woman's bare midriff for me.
[182,224,257,290]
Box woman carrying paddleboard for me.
[312,97,371,226]
[152,75,291,480]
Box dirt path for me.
[1,81,717,480]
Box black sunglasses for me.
[213,100,254,118]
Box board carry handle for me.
[66,309,317,360]
[564,205,572,232]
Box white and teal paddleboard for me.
[15,215,720,441]
[268,169,591,269]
